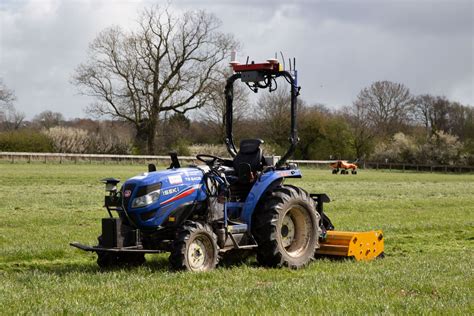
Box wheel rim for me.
[187,235,213,271]
[281,214,296,248]
[280,205,312,258]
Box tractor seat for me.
[232,139,265,183]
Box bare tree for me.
[257,88,292,146]
[414,94,453,136]
[0,79,25,131]
[0,79,16,122]
[33,110,64,129]
[3,111,25,130]
[199,68,249,142]
[342,104,375,159]
[0,79,16,107]
[73,6,237,154]
[257,87,306,149]
[448,102,474,141]
[354,81,414,137]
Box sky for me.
[0,0,473,119]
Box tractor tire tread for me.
[252,185,319,269]
[169,221,219,271]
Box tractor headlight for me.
[131,190,161,208]
[131,183,162,209]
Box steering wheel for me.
[196,154,225,166]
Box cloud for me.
[0,0,147,118]
[0,0,472,119]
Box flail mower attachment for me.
[315,230,384,261]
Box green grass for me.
[0,163,473,314]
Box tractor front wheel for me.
[252,185,320,268]
[169,221,219,272]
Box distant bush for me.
[0,130,53,152]
[372,131,465,165]
[187,143,279,158]
[170,139,191,156]
[44,126,132,154]
[419,131,463,165]
[463,139,474,165]
[89,130,132,154]
[188,144,229,157]
[372,133,419,163]
[45,127,90,153]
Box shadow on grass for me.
[4,257,171,275]
[3,251,365,274]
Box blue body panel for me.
[121,166,301,230]
[240,169,302,227]
[123,168,207,228]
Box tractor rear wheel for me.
[252,185,320,268]
[169,221,219,272]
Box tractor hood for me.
[120,167,207,229]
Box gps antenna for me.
[280,51,285,70]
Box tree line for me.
[0,5,472,165]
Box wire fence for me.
[362,161,474,173]
[0,152,473,173]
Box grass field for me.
[0,163,473,314]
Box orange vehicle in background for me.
[330,160,358,174]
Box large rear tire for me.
[252,185,320,268]
[169,221,219,272]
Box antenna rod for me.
[280,51,285,70]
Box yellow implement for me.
[316,230,384,261]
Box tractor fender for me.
[240,169,302,227]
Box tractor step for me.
[227,223,248,234]
[315,230,384,261]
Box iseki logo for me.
[162,187,179,196]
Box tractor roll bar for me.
[224,70,299,168]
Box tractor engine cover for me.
[120,168,208,229]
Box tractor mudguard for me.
[240,168,302,227]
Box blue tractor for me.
[71,58,383,271]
